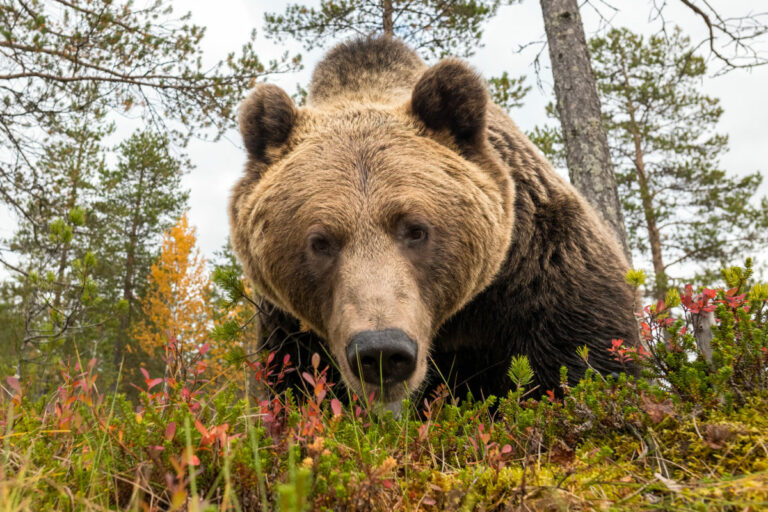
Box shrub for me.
[1,262,767,511]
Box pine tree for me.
[266,0,507,59]
[264,0,529,110]
[1,121,108,389]
[0,0,296,225]
[132,214,213,377]
[6,121,107,284]
[94,131,190,373]
[534,27,768,297]
[210,241,262,361]
[592,28,768,296]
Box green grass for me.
[2,265,767,511]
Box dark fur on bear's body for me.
[431,105,641,395]
[234,37,638,402]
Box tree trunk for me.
[619,58,667,298]
[540,0,631,262]
[115,240,136,369]
[693,309,714,367]
[114,168,145,372]
[382,0,394,36]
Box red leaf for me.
[140,367,150,380]
[182,448,200,466]
[641,394,674,424]
[147,378,163,390]
[417,423,429,441]
[331,398,342,417]
[382,479,393,489]
[6,376,21,395]
[501,444,512,454]
[199,342,210,356]
[194,419,208,437]
[165,422,176,441]
[302,372,315,387]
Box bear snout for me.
[345,329,418,385]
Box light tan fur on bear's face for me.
[230,96,514,403]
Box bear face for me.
[230,61,515,406]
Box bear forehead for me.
[271,108,493,190]
[262,134,499,217]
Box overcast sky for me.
[177,0,768,272]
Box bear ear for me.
[238,84,298,164]
[411,59,488,148]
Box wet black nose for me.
[345,329,418,385]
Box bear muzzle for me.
[345,328,418,385]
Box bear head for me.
[230,59,515,408]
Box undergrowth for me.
[2,261,767,511]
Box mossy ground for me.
[2,266,767,511]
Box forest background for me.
[2,0,766,269]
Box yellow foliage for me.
[624,268,647,287]
[133,214,214,366]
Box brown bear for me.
[229,36,638,410]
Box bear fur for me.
[229,36,639,406]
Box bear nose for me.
[345,329,418,385]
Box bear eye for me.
[308,233,333,256]
[403,224,428,247]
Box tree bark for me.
[540,0,631,262]
[693,309,714,367]
[382,0,394,36]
